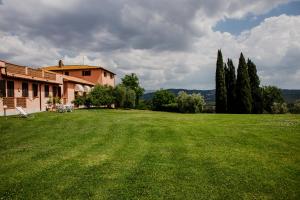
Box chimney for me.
[58,60,64,67]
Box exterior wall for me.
[53,69,115,87]
[101,70,115,86]
[63,82,75,105]
[0,78,60,116]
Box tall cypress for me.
[247,59,263,113]
[226,59,237,113]
[215,49,227,113]
[236,53,252,113]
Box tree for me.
[236,53,252,113]
[177,91,205,113]
[262,86,284,113]
[215,49,227,113]
[113,84,136,108]
[121,73,145,106]
[152,89,175,111]
[89,85,114,107]
[226,59,236,113]
[248,59,263,113]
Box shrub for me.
[177,91,205,113]
[288,100,300,114]
[152,89,175,110]
[89,85,114,107]
[113,84,136,108]
[271,102,288,114]
[262,86,284,113]
[161,103,179,112]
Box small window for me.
[0,80,6,97]
[53,86,58,97]
[7,81,14,97]
[110,73,114,79]
[82,70,91,76]
[64,72,69,76]
[32,83,38,97]
[22,82,29,97]
[104,71,107,77]
[45,85,49,97]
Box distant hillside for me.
[142,89,300,104]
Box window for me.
[64,72,69,76]
[45,85,49,97]
[7,81,14,97]
[110,73,114,79]
[32,83,38,97]
[82,70,91,76]
[53,86,58,97]
[104,71,107,77]
[0,80,6,97]
[22,82,28,97]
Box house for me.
[43,60,115,87]
[0,60,95,116]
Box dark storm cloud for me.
[0,0,204,52]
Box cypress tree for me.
[236,53,252,113]
[226,59,237,113]
[247,59,263,113]
[215,49,227,113]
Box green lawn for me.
[0,110,299,199]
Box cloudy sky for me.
[0,0,299,89]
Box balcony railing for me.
[44,71,56,80]
[3,97,15,109]
[28,68,43,78]
[16,97,27,108]
[6,64,26,75]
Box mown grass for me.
[0,109,299,199]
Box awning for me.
[84,85,91,93]
[74,84,84,92]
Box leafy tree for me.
[226,59,236,113]
[152,89,175,111]
[289,100,300,114]
[177,91,205,113]
[262,86,284,113]
[89,85,114,107]
[121,73,145,106]
[271,102,288,114]
[248,59,263,113]
[215,49,227,113]
[113,84,136,108]
[236,53,252,113]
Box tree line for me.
[216,49,289,114]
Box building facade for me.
[0,60,97,116]
[43,61,115,87]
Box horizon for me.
[0,0,300,89]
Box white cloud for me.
[0,0,299,89]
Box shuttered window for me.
[22,82,29,97]
[45,85,49,97]
[7,81,14,97]
[32,83,38,97]
[0,80,6,97]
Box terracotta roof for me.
[62,75,95,86]
[43,65,116,75]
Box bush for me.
[262,86,284,113]
[152,89,175,110]
[177,91,205,113]
[161,103,179,112]
[271,102,288,114]
[113,84,136,108]
[288,100,300,114]
[135,99,152,110]
[89,85,114,107]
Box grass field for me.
[0,110,299,199]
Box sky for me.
[0,0,299,90]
